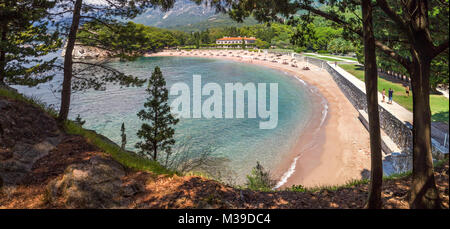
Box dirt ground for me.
[1,135,448,209]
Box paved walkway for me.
[437,88,449,99]
[331,64,449,154]
[304,53,359,63]
[331,64,413,124]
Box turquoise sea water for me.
[15,56,315,184]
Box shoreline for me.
[147,50,371,189]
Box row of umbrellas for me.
[170,50,301,68]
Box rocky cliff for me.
[61,44,114,59]
[0,96,62,185]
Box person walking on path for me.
[382,89,386,102]
[388,88,394,104]
[405,85,410,97]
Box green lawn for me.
[339,64,449,123]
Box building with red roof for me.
[216,36,257,47]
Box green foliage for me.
[289,184,307,192]
[64,22,151,92]
[0,0,62,86]
[294,47,306,53]
[291,179,371,193]
[434,158,449,169]
[255,39,270,49]
[136,66,179,161]
[226,0,449,92]
[289,11,358,53]
[327,37,355,54]
[372,0,449,90]
[74,114,86,126]
[192,31,201,49]
[246,161,275,191]
[78,21,180,58]
[383,171,412,181]
[178,23,295,49]
[53,0,178,122]
[241,37,246,49]
[430,51,449,90]
[65,120,172,175]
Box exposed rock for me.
[0,97,62,185]
[46,155,133,208]
[0,98,60,148]
[61,44,114,59]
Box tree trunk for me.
[0,23,7,85]
[362,0,383,209]
[405,0,442,209]
[409,55,441,209]
[153,142,157,161]
[153,111,158,161]
[57,0,83,122]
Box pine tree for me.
[53,0,176,122]
[246,161,275,191]
[74,114,85,126]
[120,122,127,151]
[136,66,179,161]
[0,0,61,86]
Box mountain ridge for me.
[132,0,258,31]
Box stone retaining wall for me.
[324,63,413,152]
[298,55,413,153]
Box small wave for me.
[273,154,302,189]
[295,76,328,128]
[273,77,328,189]
[319,103,328,127]
[295,77,307,86]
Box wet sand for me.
[148,50,371,188]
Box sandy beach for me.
[147,49,371,189]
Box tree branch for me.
[79,16,118,32]
[376,0,409,32]
[433,39,449,58]
[295,2,412,69]
[296,3,363,36]
[374,40,411,68]
[72,61,121,74]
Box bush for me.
[289,184,307,192]
[294,47,306,53]
[246,161,276,191]
[317,50,329,54]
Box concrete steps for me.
[358,110,401,157]
[358,110,413,175]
